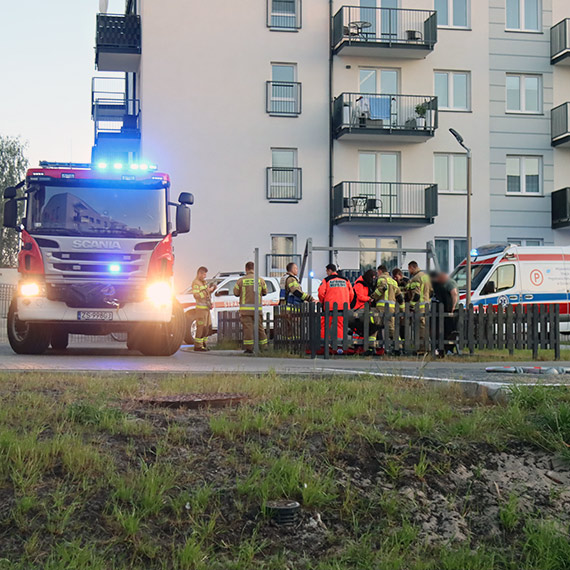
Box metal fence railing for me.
[266,81,302,115]
[333,6,437,51]
[96,14,141,52]
[551,18,570,63]
[333,181,438,223]
[266,167,302,202]
[333,93,438,136]
[551,102,569,145]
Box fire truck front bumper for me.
[15,297,172,324]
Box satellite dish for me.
[99,0,108,13]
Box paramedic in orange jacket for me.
[351,269,378,352]
[318,264,354,342]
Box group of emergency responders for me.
[190,260,433,355]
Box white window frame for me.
[359,236,402,272]
[435,237,467,273]
[270,63,298,116]
[359,67,400,95]
[508,238,544,246]
[506,155,543,196]
[505,0,541,33]
[269,148,299,202]
[268,0,301,30]
[505,73,542,114]
[435,0,470,29]
[434,153,468,194]
[269,234,297,274]
[434,71,471,111]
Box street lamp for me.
[449,128,472,306]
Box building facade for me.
[93,0,570,290]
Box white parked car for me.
[176,272,321,344]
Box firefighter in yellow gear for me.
[406,260,433,352]
[233,261,268,354]
[192,266,215,352]
[371,264,405,344]
[279,262,314,340]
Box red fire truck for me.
[2,161,193,355]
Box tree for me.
[0,136,28,268]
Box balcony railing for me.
[332,6,437,56]
[267,0,301,29]
[332,182,438,224]
[552,188,570,229]
[551,103,570,147]
[266,167,302,202]
[266,81,302,115]
[333,93,437,140]
[551,19,570,65]
[96,13,141,72]
[266,254,302,277]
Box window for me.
[268,0,301,29]
[269,235,297,275]
[268,63,300,116]
[359,237,401,273]
[506,0,540,32]
[485,265,516,294]
[359,68,399,94]
[508,238,543,246]
[435,238,467,273]
[435,71,470,111]
[435,0,469,28]
[434,153,467,193]
[268,148,301,201]
[506,74,541,113]
[506,156,541,194]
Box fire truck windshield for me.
[27,185,168,238]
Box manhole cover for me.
[136,393,247,409]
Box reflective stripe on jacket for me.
[279,273,312,307]
[372,273,404,310]
[318,273,354,309]
[233,271,268,311]
[192,277,211,310]
[407,270,433,308]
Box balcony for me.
[332,6,437,58]
[333,93,437,142]
[552,188,570,229]
[95,14,141,72]
[552,103,570,147]
[332,182,438,225]
[266,81,302,116]
[91,78,141,161]
[266,254,302,277]
[266,167,302,202]
[551,19,570,65]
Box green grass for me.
[0,372,569,569]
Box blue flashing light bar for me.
[108,264,122,273]
[470,249,479,257]
[95,162,158,172]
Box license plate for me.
[77,311,113,321]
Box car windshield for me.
[451,264,492,291]
[28,185,167,238]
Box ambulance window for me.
[488,264,516,293]
[265,281,276,294]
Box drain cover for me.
[265,500,301,526]
[137,393,247,409]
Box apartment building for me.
[92,0,570,289]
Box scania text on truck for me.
[2,161,193,355]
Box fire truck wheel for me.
[7,299,51,355]
[50,330,69,350]
[184,311,196,345]
[139,301,185,356]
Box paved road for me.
[1,342,569,391]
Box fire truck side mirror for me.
[178,192,194,205]
[175,204,191,234]
[3,187,17,199]
[3,199,18,228]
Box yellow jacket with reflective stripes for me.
[192,277,211,310]
[372,273,405,310]
[406,269,433,309]
[233,271,268,312]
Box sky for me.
[0,0,126,168]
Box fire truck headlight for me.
[20,282,41,297]
[145,282,172,307]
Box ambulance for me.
[450,243,570,331]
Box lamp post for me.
[449,128,472,306]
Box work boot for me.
[194,346,208,353]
